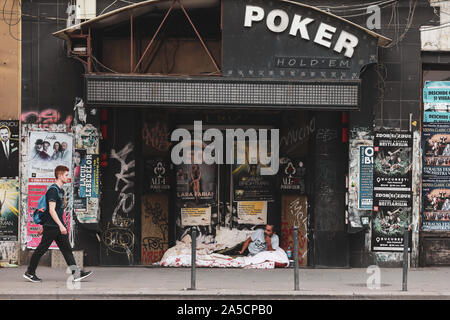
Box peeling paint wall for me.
[421,1,450,51]
[411,130,421,267]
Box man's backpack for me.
[32,184,58,225]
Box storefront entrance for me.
[99,108,349,267]
[172,122,280,242]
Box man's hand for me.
[59,225,67,235]
[265,235,274,251]
[37,227,43,236]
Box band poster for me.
[422,81,450,231]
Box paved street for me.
[1,266,449,299]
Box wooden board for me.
[141,193,169,265]
[0,0,20,119]
[281,195,308,267]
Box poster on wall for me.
[75,124,100,154]
[423,81,450,123]
[175,159,215,229]
[181,206,212,226]
[79,154,99,198]
[0,120,19,178]
[73,149,99,223]
[28,131,73,180]
[176,163,216,203]
[359,146,374,210]
[422,123,450,178]
[237,201,267,225]
[279,157,306,194]
[26,183,72,249]
[422,179,450,231]
[233,141,276,202]
[144,159,171,193]
[372,191,412,251]
[372,132,412,252]
[422,81,450,231]
[0,179,19,241]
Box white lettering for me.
[289,14,314,40]
[266,9,289,33]
[334,30,359,58]
[244,5,265,27]
[314,23,336,48]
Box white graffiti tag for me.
[110,142,135,193]
[110,143,135,227]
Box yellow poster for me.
[237,201,267,225]
[181,207,211,226]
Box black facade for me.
[18,0,448,268]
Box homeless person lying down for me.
[159,225,289,269]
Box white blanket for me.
[159,245,289,269]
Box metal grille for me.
[86,75,360,110]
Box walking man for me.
[23,165,93,283]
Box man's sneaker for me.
[73,270,93,282]
[23,272,41,283]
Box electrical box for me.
[76,0,96,20]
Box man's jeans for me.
[27,226,77,275]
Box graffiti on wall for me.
[281,195,308,266]
[142,111,171,156]
[141,194,169,265]
[101,142,136,263]
[21,109,73,129]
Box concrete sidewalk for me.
[0,266,449,299]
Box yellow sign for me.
[237,201,267,225]
[181,207,211,226]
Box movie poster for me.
[176,163,216,203]
[26,183,72,249]
[28,131,73,180]
[0,120,19,178]
[0,179,19,241]
[279,157,306,194]
[144,159,171,193]
[372,132,412,252]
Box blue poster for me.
[359,146,373,210]
[423,81,450,123]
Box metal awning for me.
[53,0,391,47]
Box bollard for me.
[402,225,408,291]
[293,226,299,291]
[190,226,197,290]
